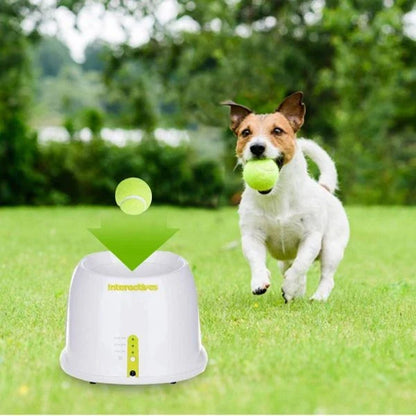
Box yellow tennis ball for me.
[243,159,279,191]
[115,177,152,215]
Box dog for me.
[223,92,349,302]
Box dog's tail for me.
[298,138,337,193]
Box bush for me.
[35,137,225,207]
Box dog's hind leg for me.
[281,232,322,302]
[310,241,345,301]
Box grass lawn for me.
[0,205,415,414]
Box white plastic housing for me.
[60,251,207,384]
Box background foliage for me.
[36,138,224,207]
[1,0,416,206]
[0,1,41,204]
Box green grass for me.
[0,206,415,414]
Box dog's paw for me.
[309,292,327,302]
[281,271,306,302]
[251,270,271,295]
[310,283,333,302]
[252,284,270,295]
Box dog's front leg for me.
[241,232,271,295]
[282,232,322,302]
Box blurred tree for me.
[63,116,76,140]
[82,41,109,72]
[37,65,105,123]
[33,36,74,77]
[318,0,416,203]
[0,0,42,204]
[103,59,159,131]
[82,107,104,138]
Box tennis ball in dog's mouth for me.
[243,159,279,191]
[115,177,152,215]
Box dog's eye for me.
[273,127,283,135]
[241,128,251,138]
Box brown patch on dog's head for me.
[223,92,305,166]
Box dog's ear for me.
[275,91,305,133]
[222,101,253,133]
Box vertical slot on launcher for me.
[127,335,139,377]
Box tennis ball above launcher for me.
[243,159,279,192]
[115,177,152,215]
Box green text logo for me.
[107,283,158,291]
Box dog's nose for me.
[250,144,265,156]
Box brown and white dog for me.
[224,92,349,301]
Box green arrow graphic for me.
[89,214,178,270]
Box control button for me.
[130,357,135,362]
[130,370,136,377]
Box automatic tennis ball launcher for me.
[60,177,207,385]
[60,250,207,384]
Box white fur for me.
[238,139,349,301]
[298,138,338,193]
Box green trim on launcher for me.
[127,335,139,377]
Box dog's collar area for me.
[258,189,272,195]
